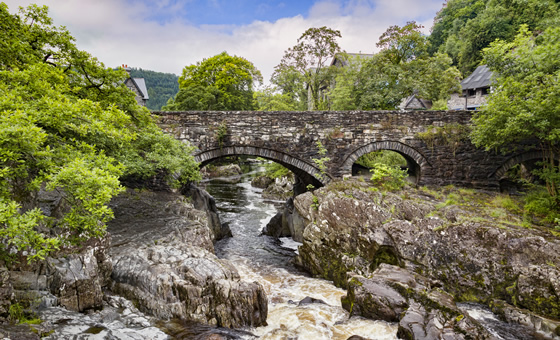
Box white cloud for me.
[3,0,443,85]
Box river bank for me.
[2,165,559,339]
[266,178,560,339]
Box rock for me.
[0,266,13,319]
[107,188,268,328]
[182,183,232,241]
[262,199,293,238]
[343,272,408,322]
[489,300,560,340]
[262,177,294,201]
[251,175,273,189]
[203,164,243,178]
[46,248,105,312]
[38,295,169,340]
[0,324,41,340]
[298,296,327,306]
[290,179,560,336]
[343,264,493,340]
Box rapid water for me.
[202,167,398,339]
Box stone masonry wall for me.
[154,110,538,190]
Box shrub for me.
[369,163,408,191]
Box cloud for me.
[3,0,444,85]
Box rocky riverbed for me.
[266,179,560,339]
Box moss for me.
[369,246,401,271]
[455,314,464,322]
[84,326,105,334]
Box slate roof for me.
[461,65,492,90]
[330,53,375,67]
[132,78,149,100]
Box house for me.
[447,65,492,110]
[122,65,149,107]
[307,53,375,110]
[399,91,432,110]
[330,52,375,68]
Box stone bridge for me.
[154,110,545,190]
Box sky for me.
[4,0,445,85]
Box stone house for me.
[399,91,432,110]
[122,65,149,107]
[307,53,374,110]
[447,65,492,110]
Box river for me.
[202,167,398,339]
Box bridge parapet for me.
[154,110,544,190]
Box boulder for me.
[251,175,273,189]
[182,183,232,241]
[107,188,267,328]
[343,264,494,340]
[289,179,560,337]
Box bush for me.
[369,163,408,191]
[357,150,407,169]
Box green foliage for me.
[335,23,460,110]
[369,163,408,191]
[328,54,367,111]
[165,52,262,111]
[273,26,342,110]
[254,87,299,111]
[312,141,331,181]
[263,162,291,179]
[356,150,407,169]
[0,4,200,262]
[472,25,560,205]
[523,187,560,223]
[128,68,179,110]
[210,120,228,148]
[429,0,559,75]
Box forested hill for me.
[128,68,179,110]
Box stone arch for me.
[195,145,331,188]
[340,141,431,183]
[491,150,553,180]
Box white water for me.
[204,169,398,339]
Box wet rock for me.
[262,177,293,201]
[489,300,560,339]
[298,296,327,306]
[182,183,232,241]
[45,237,112,312]
[0,324,41,340]
[202,164,243,179]
[343,272,408,322]
[343,264,493,339]
[251,175,273,189]
[291,180,560,335]
[107,188,268,328]
[38,295,169,339]
[262,199,293,238]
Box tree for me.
[254,87,299,111]
[164,52,262,111]
[273,27,342,110]
[377,21,428,64]
[0,4,200,262]
[429,0,559,75]
[471,25,560,203]
[335,23,460,110]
